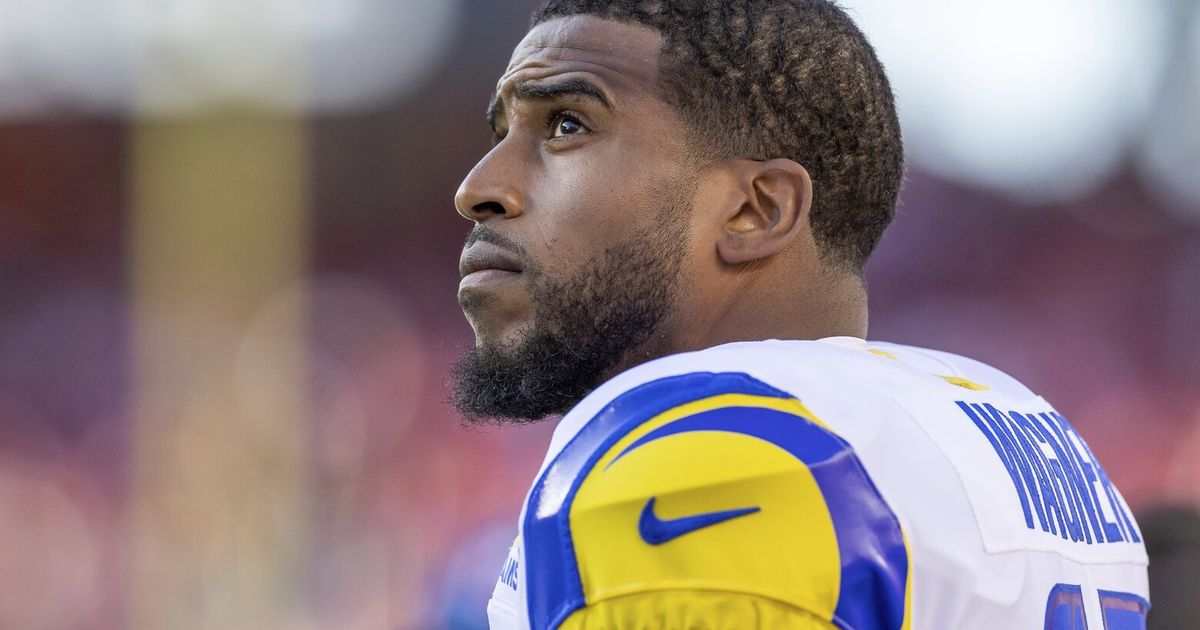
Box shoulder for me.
[866,341,1039,400]
[546,338,1039,459]
[521,365,912,630]
[547,339,895,446]
[588,338,1040,411]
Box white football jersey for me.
[487,337,1149,629]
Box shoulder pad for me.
[522,372,912,630]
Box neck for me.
[605,256,869,378]
[708,275,865,345]
[666,253,869,356]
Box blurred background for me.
[0,0,1196,628]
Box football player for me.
[451,1,1149,628]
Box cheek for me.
[529,152,683,256]
[526,173,651,265]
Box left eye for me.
[551,114,585,138]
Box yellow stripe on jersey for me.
[558,589,838,629]
[591,392,832,472]
[940,375,991,391]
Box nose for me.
[455,146,526,223]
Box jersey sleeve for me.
[519,371,913,630]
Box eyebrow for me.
[486,77,613,130]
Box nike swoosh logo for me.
[638,497,760,545]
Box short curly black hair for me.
[532,0,903,272]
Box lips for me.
[459,242,523,279]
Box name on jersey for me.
[956,401,1140,545]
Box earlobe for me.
[716,159,812,266]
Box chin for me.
[468,319,529,355]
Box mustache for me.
[464,225,529,261]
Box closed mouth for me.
[459,243,524,278]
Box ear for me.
[715,158,813,265]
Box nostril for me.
[473,201,508,217]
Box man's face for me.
[452,16,700,423]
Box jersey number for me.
[1044,584,1148,630]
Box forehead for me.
[498,15,664,96]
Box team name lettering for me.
[956,401,1140,545]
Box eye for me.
[549,112,587,139]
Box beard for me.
[451,205,688,425]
